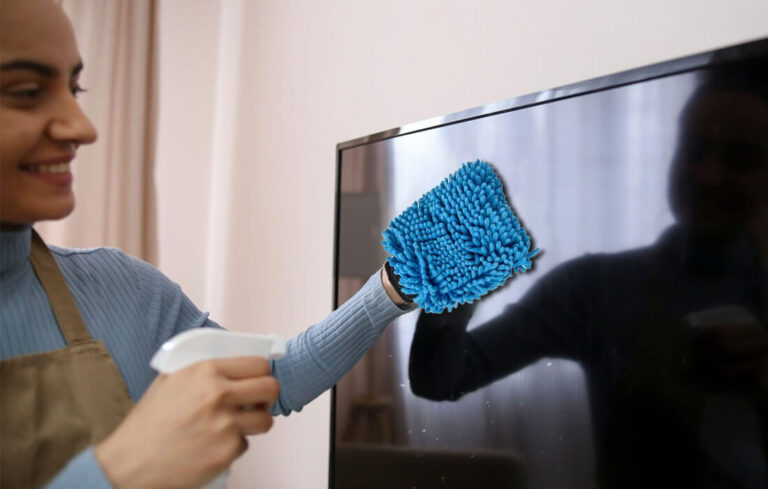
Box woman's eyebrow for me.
[0,59,57,77]
[0,59,84,78]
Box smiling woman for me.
[0,1,97,225]
[2,0,564,486]
[0,1,414,488]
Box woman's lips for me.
[20,155,75,186]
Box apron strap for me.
[28,229,92,345]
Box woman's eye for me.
[71,84,87,98]
[7,87,40,99]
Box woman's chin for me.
[1,199,76,225]
[40,201,76,222]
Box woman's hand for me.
[95,356,280,489]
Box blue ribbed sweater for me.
[0,227,405,488]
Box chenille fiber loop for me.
[382,160,538,313]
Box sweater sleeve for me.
[44,448,114,489]
[409,254,601,401]
[98,251,407,416]
[270,268,408,415]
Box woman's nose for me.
[46,92,98,146]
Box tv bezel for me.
[329,35,768,488]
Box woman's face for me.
[0,0,97,226]
[669,89,768,236]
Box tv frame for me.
[329,36,768,488]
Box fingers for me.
[222,376,279,436]
[209,356,272,379]
[173,356,280,408]
[233,409,275,435]
[172,357,280,436]
[223,376,281,408]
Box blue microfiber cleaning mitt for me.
[382,160,538,313]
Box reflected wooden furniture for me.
[342,395,394,444]
[334,442,525,489]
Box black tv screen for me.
[332,38,768,489]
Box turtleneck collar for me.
[1,226,33,285]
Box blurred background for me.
[40,1,768,487]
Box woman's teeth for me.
[26,163,70,174]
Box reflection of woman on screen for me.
[409,59,768,489]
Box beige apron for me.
[1,230,133,488]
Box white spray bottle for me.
[150,329,286,489]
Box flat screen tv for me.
[331,38,768,489]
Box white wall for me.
[155,0,221,305]
[155,1,768,488]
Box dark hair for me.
[691,53,768,104]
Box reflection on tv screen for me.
[334,41,768,489]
